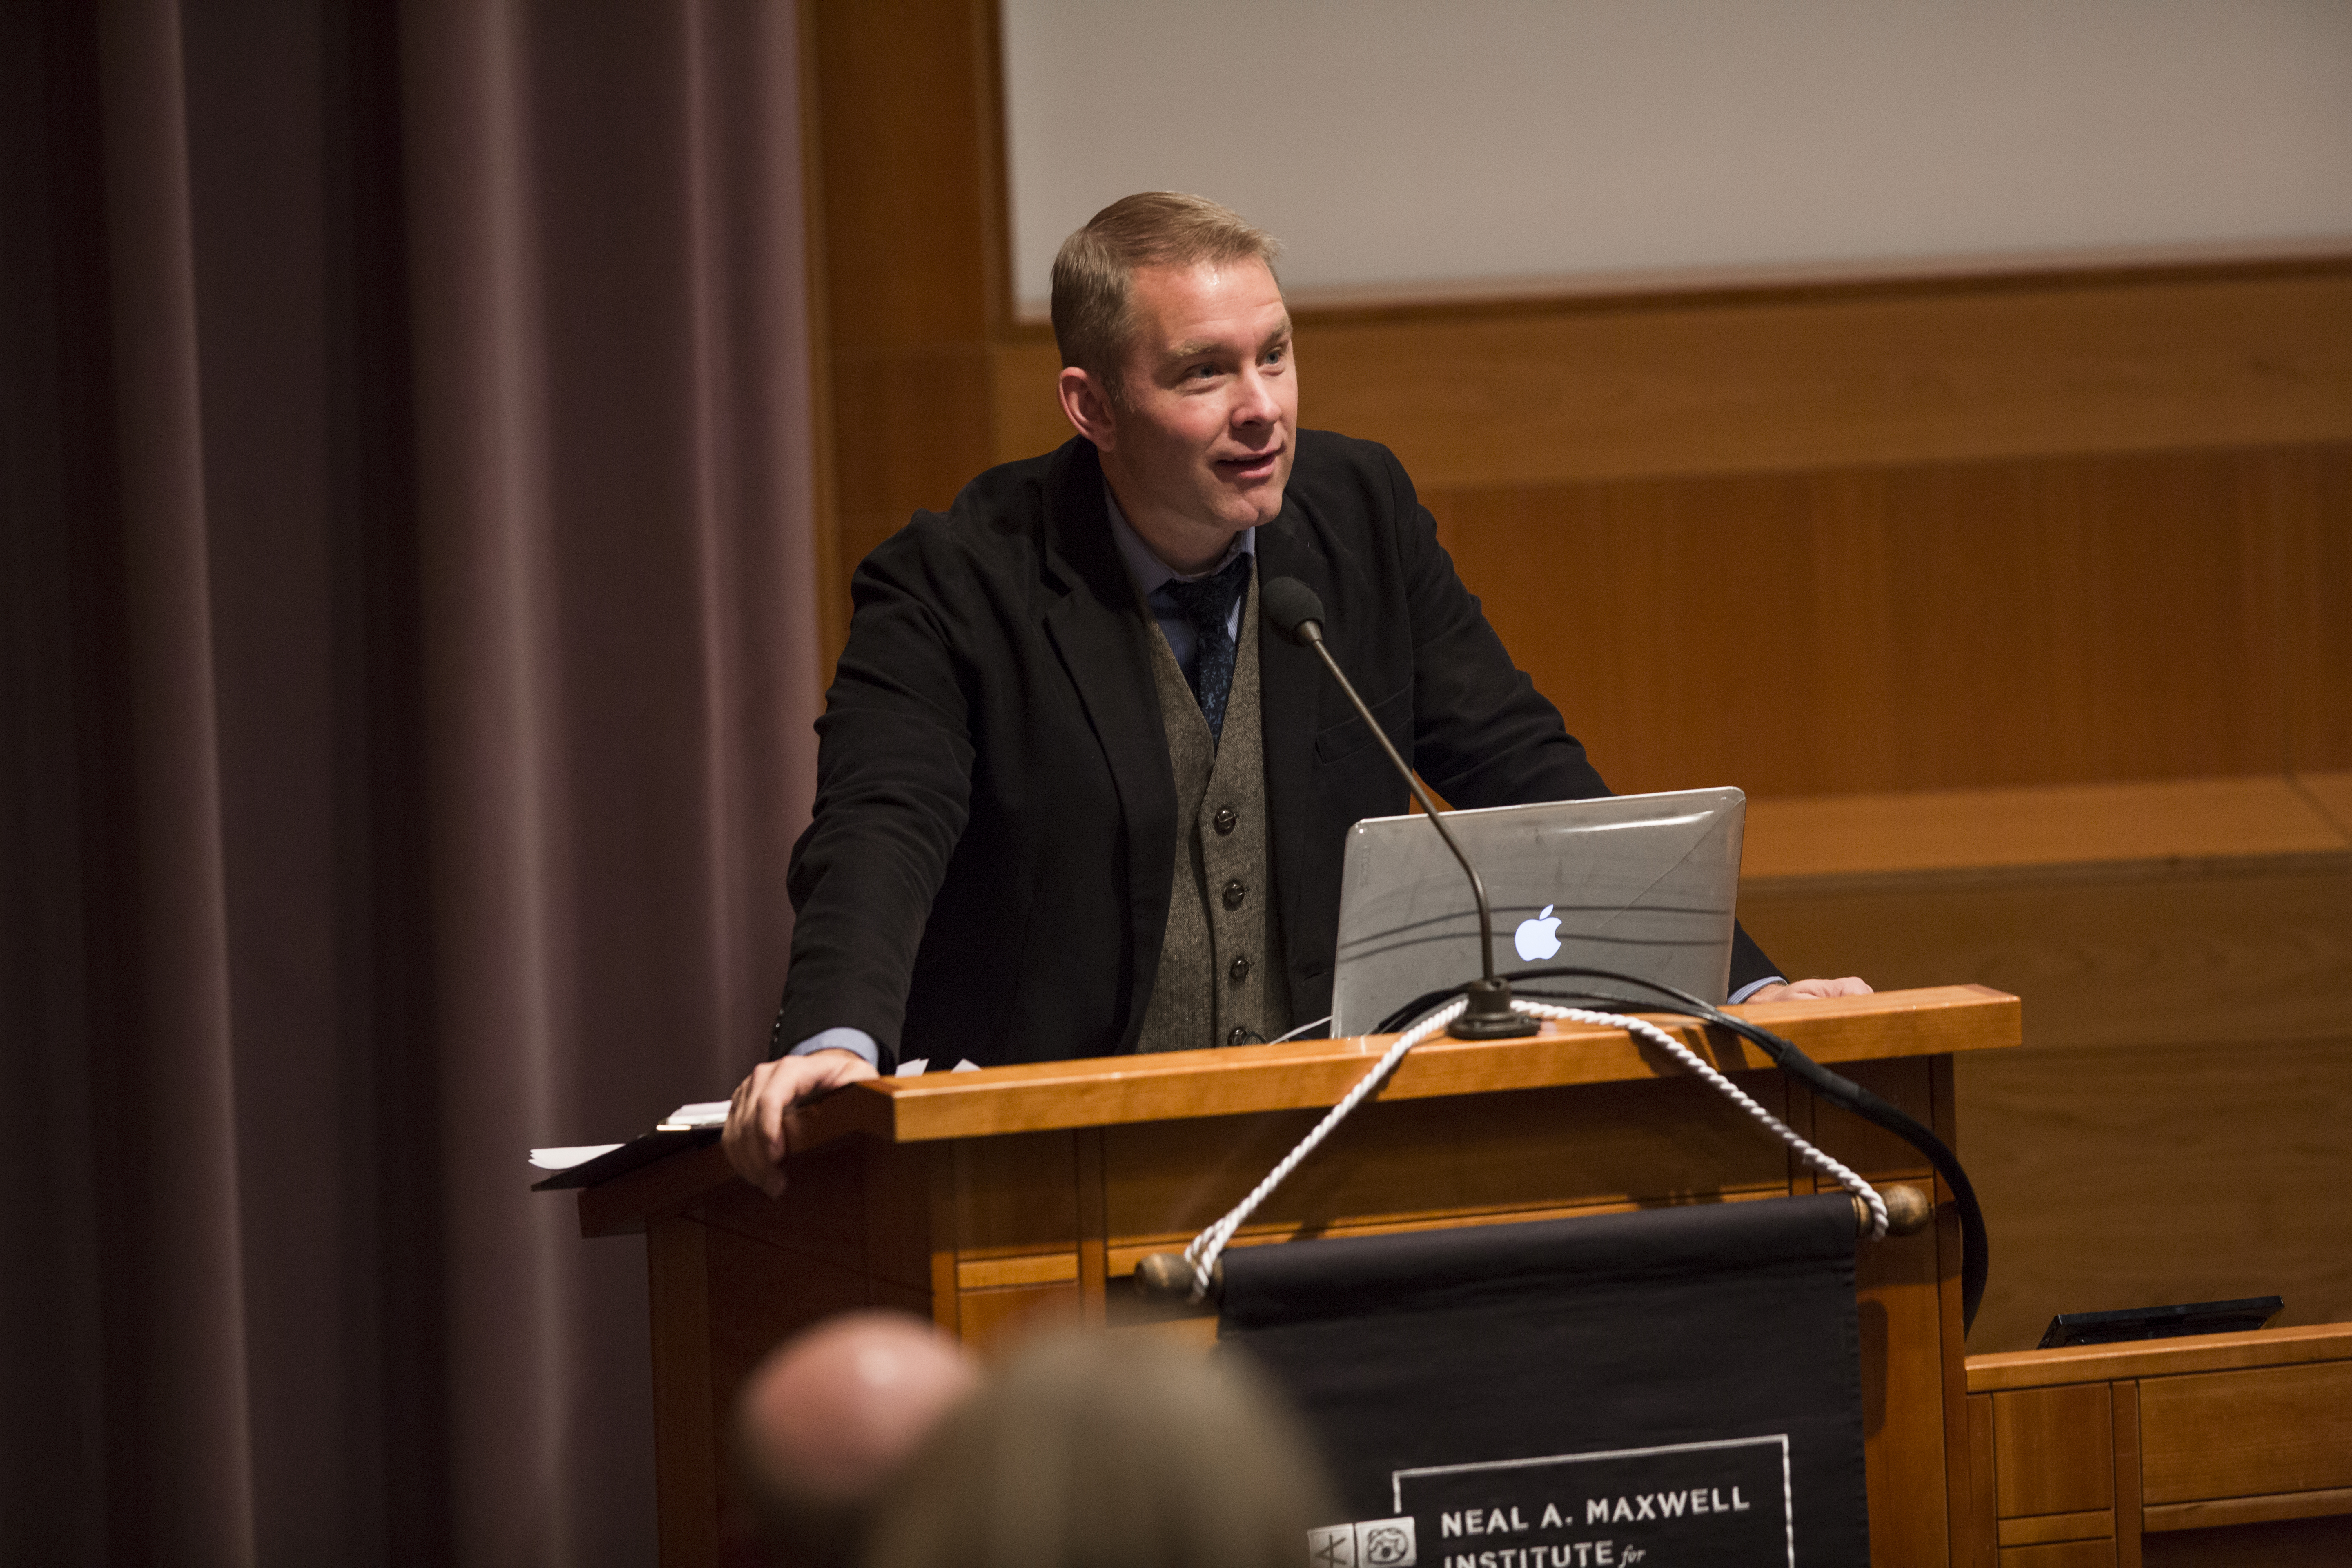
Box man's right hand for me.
[722,1048,880,1198]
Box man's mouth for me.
[1216,448,1282,481]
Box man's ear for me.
[1056,366,1117,452]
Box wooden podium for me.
[569,984,2018,1567]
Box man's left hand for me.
[1741,977,1873,1004]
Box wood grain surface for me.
[1994,1384,2115,1519]
[989,265,2352,486]
[1967,1323,2352,1395]
[2143,1488,2352,1533]
[1743,777,2352,880]
[1428,448,2352,800]
[1998,1539,2116,1568]
[803,0,1002,664]
[647,1218,717,1568]
[2113,1379,2144,1568]
[2303,771,2352,839]
[1740,820,2352,1357]
[1965,1326,2352,1568]
[952,1129,1078,1257]
[1860,1205,1961,1566]
[992,355,2351,801]
[1954,1033,2352,1354]
[1741,858,2352,1056]
[1097,1074,1792,1248]
[1093,1190,1797,1280]
[2138,1361,2352,1506]
[2000,1512,2114,1548]
[2142,1514,2352,1568]
[813,985,2016,1147]
[1970,1393,2001,1568]
[569,988,2007,1240]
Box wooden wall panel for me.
[988,312,2352,799]
[2143,1515,2352,1568]
[2306,771,2352,835]
[807,0,999,347]
[1742,850,2352,1354]
[1426,445,2352,799]
[2287,459,2352,773]
[805,0,1004,666]
[2138,1362,2352,1506]
[1302,270,2352,489]
[989,268,2352,486]
[1741,776,2352,879]
[1740,860,2352,1058]
[830,346,997,517]
[953,1130,1078,1258]
[1955,1026,2352,1360]
[1999,1537,2115,1568]
[1993,1384,2114,1519]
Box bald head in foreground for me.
[734,1311,980,1568]
[861,1331,1335,1568]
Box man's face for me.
[1096,258,1296,563]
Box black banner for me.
[1218,1196,1868,1568]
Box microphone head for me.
[1261,576,1326,646]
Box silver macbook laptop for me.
[1327,786,1747,1037]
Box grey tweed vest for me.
[1134,564,1292,1053]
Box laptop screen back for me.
[1328,787,1746,1037]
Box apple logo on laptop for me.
[1514,904,1562,962]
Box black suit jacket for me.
[777,432,1775,1066]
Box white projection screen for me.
[1000,0,2352,317]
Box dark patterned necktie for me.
[1159,552,1254,742]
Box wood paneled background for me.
[802,0,2352,1350]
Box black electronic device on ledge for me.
[2036,1295,2284,1349]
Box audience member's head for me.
[734,1310,980,1568]
[859,1330,1334,1568]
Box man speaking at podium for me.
[726,194,1864,1196]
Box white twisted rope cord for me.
[1513,1002,1886,1238]
[1180,998,1886,1300]
[1180,997,1468,1298]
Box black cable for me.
[1374,967,1989,1331]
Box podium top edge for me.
[814,982,2018,1147]
[571,985,2016,1233]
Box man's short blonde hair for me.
[1050,192,1282,399]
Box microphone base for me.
[1448,979,1541,1040]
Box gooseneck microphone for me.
[1261,577,1537,1040]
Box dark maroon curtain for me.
[0,2,819,1562]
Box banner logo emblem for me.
[1310,1516,1418,1568]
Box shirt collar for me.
[1104,482,1254,599]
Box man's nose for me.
[1231,366,1279,428]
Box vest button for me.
[1222,880,1246,910]
[1229,955,1252,982]
[1227,1026,1252,1047]
[1214,806,1238,835]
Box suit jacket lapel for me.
[1255,497,1337,1007]
[1038,440,1177,1050]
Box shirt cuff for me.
[789,1027,881,1069]
[1726,976,1786,1006]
